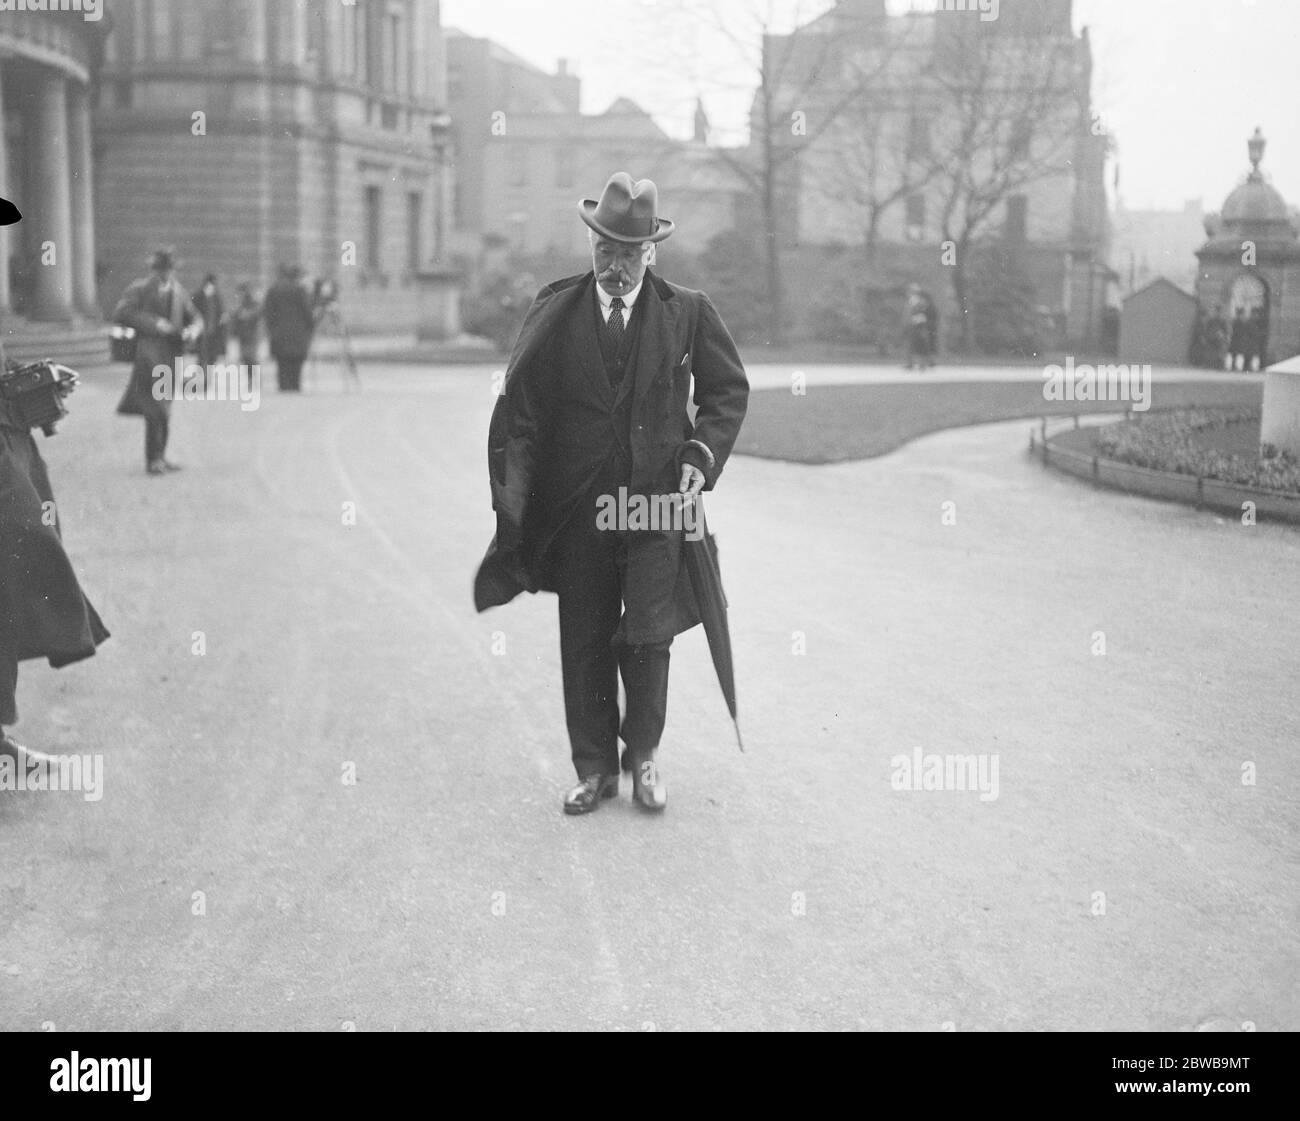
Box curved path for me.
[0,364,1294,1031]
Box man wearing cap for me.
[113,248,202,475]
[474,172,749,815]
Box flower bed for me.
[1093,409,1300,494]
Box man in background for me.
[1,192,109,760]
[113,248,201,475]
[263,264,315,393]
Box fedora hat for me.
[579,172,674,244]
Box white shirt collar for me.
[595,276,643,314]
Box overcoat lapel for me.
[503,272,592,394]
[631,273,681,410]
[570,279,614,405]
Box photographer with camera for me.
[0,339,110,764]
[112,248,203,476]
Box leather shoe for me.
[0,733,52,772]
[627,749,667,812]
[162,460,184,472]
[563,773,619,815]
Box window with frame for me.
[555,148,575,189]
[1006,194,1028,241]
[509,148,528,188]
[905,192,926,241]
[407,192,423,271]
[907,115,932,162]
[366,186,383,269]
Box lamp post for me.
[1247,127,1265,179]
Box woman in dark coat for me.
[191,273,228,369]
[0,338,110,755]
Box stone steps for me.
[2,319,116,375]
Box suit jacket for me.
[112,275,201,418]
[474,268,749,622]
[263,279,316,358]
[191,287,227,361]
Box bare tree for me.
[924,24,1089,350]
[645,0,909,344]
[813,54,946,251]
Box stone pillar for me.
[30,72,74,321]
[1260,357,1300,456]
[415,267,463,341]
[68,81,96,315]
[0,59,10,314]
[245,0,268,64]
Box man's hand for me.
[155,317,175,335]
[678,463,705,499]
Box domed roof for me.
[1222,178,1291,224]
[1216,128,1297,237]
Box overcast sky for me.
[441,0,1300,215]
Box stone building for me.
[93,0,457,336]
[754,0,1112,349]
[1111,199,1204,298]
[1195,129,1300,368]
[0,8,105,344]
[445,32,748,262]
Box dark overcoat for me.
[191,287,228,365]
[112,275,200,418]
[0,404,109,673]
[262,279,316,360]
[473,269,748,641]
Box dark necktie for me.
[606,296,626,350]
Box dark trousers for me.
[145,413,169,464]
[277,355,304,392]
[554,498,672,779]
[0,628,17,726]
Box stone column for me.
[245,0,268,64]
[0,59,10,314]
[30,72,74,320]
[68,81,96,314]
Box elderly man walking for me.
[475,173,749,815]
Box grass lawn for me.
[732,379,1262,464]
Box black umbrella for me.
[682,494,744,752]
